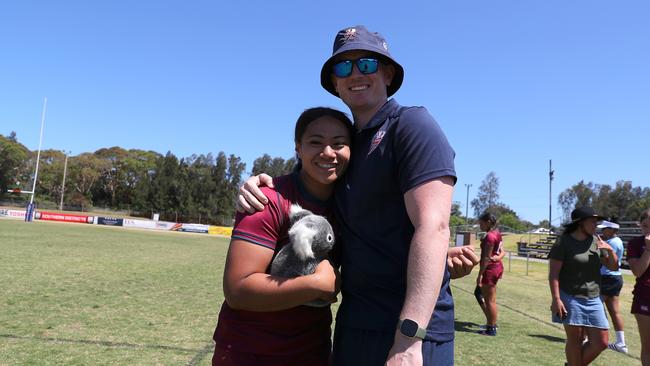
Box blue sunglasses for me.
[332,58,379,78]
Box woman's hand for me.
[596,235,614,254]
[551,298,567,320]
[312,260,339,302]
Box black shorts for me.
[601,275,623,297]
[332,325,453,366]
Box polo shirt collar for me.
[358,98,400,131]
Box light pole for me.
[59,151,70,211]
[464,183,472,226]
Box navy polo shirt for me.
[334,99,457,342]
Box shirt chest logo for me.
[368,130,386,156]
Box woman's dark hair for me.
[293,107,354,172]
[478,212,497,230]
[562,221,580,235]
[294,107,353,144]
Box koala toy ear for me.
[288,220,316,260]
[289,204,313,225]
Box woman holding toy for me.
[211,107,354,366]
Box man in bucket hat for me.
[322,25,457,366]
[237,25,469,365]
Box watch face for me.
[400,319,418,337]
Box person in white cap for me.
[598,219,628,354]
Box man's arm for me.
[386,176,454,365]
[236,173,274,213]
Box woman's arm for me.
[548,259,567,319]
[628,237,650,278]
[596,236,619,271]
[223,239,337,311]
[490,245,506,262]
[476,241,493,285]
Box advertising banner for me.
[123,219,176,230]
[123,219,157,229]
[0,209,27,219]
[209,226,234,236]
[36,211,93,224]
[175,223,209,234]
[96,216,124,226]
[155,221,176,230]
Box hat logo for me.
[383,42,388,51]
[342,28,357,42]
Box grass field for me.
[0,220,642,365]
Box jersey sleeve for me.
[394,107,457,194]
[230,186,285,251]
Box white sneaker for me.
[608,342,629,354]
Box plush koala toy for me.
[270,204,335,307]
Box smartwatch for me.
[398,318,426,340]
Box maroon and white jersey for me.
[213,173,333,356]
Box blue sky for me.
[1,1,648,224]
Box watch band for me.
[398,319,427,340]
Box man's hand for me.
[236,173,274,213]
[447,246,479,279]
[385,333,423,366]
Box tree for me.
[252,154,294,177]
[66,153,108,211]
[499,212,524,232]
[557,181,594,223]
[470,172,500,216]
[557,180,649,222]
[0,135,29,199]
[34,149,67,204]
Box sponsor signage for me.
[0,209,27,219]
[37,211,92,224]
[177,223,209,234]
[208,226,234,236]
[96,217,124,226]
[123,219,157,229]
[123,219,176,230]
[155,221,176,230]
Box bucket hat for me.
[320,25,404,97]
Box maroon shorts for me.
[481,262,503,286]
[632,296,650,316]
[212,344,330,366]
